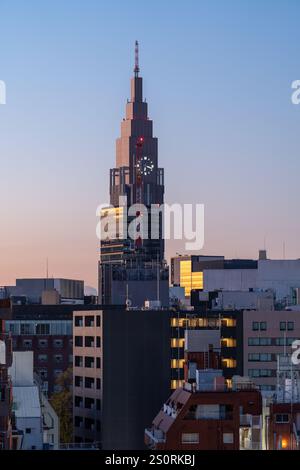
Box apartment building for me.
[0,318,13,449]
[170,310,243,390]
[145,371,262,450]
[73,308,171,450]
[243,309,300,393]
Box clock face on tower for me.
[136,156,154,176]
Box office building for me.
[73,308,171,449]
[170,309,243,390]
[243,309,300,393]
[98,42,169,307]
[172,252,300,308]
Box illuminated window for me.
[170,380,184,390]
[221,318,236,327]
[171,359,185,369]
[226,379,232,389]
[179,260,203,296]
[281,437,289,449]
[221,338,236,348]
[170,317,189,328]
[170,338,185,348]
[222,358,236,368]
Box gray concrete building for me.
[5,278,84,305]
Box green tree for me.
[50,367,73,443]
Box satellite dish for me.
[126,298,132,308]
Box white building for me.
[9,351,59,450]
[203,255,300,307]
[13,386,43,450]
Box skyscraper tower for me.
[98,42,169,307]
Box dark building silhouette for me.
[73,308,171,449]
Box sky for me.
[0,0,300,289]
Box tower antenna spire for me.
[134,40,139,77]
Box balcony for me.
[163,403,178,418]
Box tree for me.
[50,367,73,443]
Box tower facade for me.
[98,42,169,307]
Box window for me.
[75,356,83,367]
[53,339,63,348]
[276,337,296,346]
[248,353,260,362]
[23,339,32,349]
[20,323,32,335]
[248,353,272,362]
[276,414,289,423]
[252,322,259,331]
[260,353,272,362]
[96,336,101,348]
[25,428,31,434]
[85,316,95,327]
[85,397,95,409]
[38,339,48,348]
[221,358,236,368]
[54,354,63,364]
[75,376,82,387]
[36,323,50,335]
[280,321,286,331]
[171,359,185,368]
[248,337,272,346]
[75,316,83,327]
[96,357,101,369]
[249,369,273,378]
[38,369,47,379]
[53,369,62,378]
[38,354,48,363]
[85,336,94,347]
[260,338,272,346]
[75,336,83,347]
[85,418,95,430]
[85,356,94,368]
[96,399,101,411]
[181,433,199,444]
[260,322,267,331]
[223,433,234,444]
[260,369,272,377]
[74,416,83,427]
[96,316,101,327]
[84,377,95,389]
[288,322,294,331]
[96,378,101,390]
[75,396,82,408]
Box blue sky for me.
[0,0,300,288]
